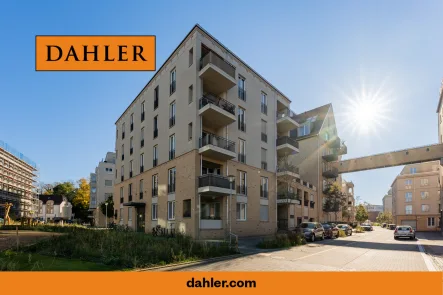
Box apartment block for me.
[88,152,116,227]
[383,189,393,214]
[113,24,302,239]
[289,104,348,223]
[0,140,38,219]
[391,161,441,231]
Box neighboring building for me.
[114,24,303,239]
[342,179,355,222]
[391,161,441,231]
[0,140,39,219]
[365,204,384,212]
[289,104,348,222]
[383,189,393,214]
[37,195,72,221]
[88,152,116,227]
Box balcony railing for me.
[153,159,158,167]
[141,139,144,148]
[169,150,175,160]
[276,136,299,149]
[170,81,176,95]
[261,133,267,143]
[152,188,158,197]
[261,161,267,170]
[238,88,246,101]
[238,121,246,132]
[237,185,247,195]
[198,174,234,190]
[323,167,339,179]
[141,112,145,122]
[153,129,158,138]
[140,166,144,173]
[199,51,235,79]
[277,192,299,200]
[169,116,175,128]
[238,153,246,163]
[261,103,267,115]
[277,107,296,120]
[199,94,236,116]
[199,133,235,152]
[277,164,300,174]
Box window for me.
[188,85,193,104]
[151,204,158,220]
[201,203,221,219]
[139,179,144,199]
[170,68,176,95]
[152,174,158,197]
[153,145,158,167]
[154,86,159,109]
[91,188,97,193]
[121,165,124,180]
[46,200,54,214]
[188,123,192,141]
[121,144,124,160]
[405,179,412,186]
[261,148,267,170]
[122,123,125,139]
[298,123,311,137]
[169,134,175,160]
[105,180,113,186]
[140,153,144,172]
[120,187,123,203]
[422,204,430,212]
[260,176,268,198]
[260,205,269,221]
[168,167,176,194]
[238,107,246,132]
[130,137,133,155]
[410,167,417,174]
[236,203,247,221]
[183,199,191,218]
[128,208,132,221]
[405,205,412,214]
[428,217,435,227]
[168,201,176,220]
[261,92,267,115]
[141,101,145,121]
[238,139,246,163]
[421,179,429,186]
[130,113,134,132]
[189,47,193,66]
[120,208,123,221]
[421,191,429,199]
[238,76,246,101]
[238,171,247,195]
[141,127,145,147]
[128,183,132,199]
[169,102,176,127]
[261,120,267,143]
[405,192,412,202]
[153,116,158,138]
[116,129,118,139]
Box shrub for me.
[338,229,346,237]
[355,225,365,233]
[257,232,305,249]
[372,223,380,226]
[0,224,88,233]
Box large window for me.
[128,208,132,222]
[238,76,246,101]
[236,203,247,221]
[261,120,267,142]
[188,85,193,104]
[128,183,132,199]
[154,86,159,109]
[410,167,417,174]
[169,102,176,127]
[130,113,134,132]
[120,187,123,203]
[105,180,113,187]
[168,167,176,194]
[201,203,220,219]
[130,137,133,154]
[153,116,158,138]
[261,92,267,115]
[141,127,145,147]
[188,47,193,67]
[139,179,144,199]
[129,160,133,177]
[421,204,430,212]
[151,204,158,220]
[421,191,429,199]
[169,134,176,160]
[405,192,412,202]
[405,179,412,186]
[260,177,268,199]
[298,123,311,137]
[122,122,125,139]
[405,205,412,215]
[260,205,269,221]
[46,200,54,214]
[183,199,191,218]
[153,145,158,167]
[140,153,144,172]
[420,178,429,186]
[428,217,435,227]
[261,148,267,170]
[152,174,158,197]
[168,201,175,220]
[238,139,246,163]
[170,68,176,95]
[141,101,145,122]
[238,171,247,195]
[238,107,246,132]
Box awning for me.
[123,202,146,207]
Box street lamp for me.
[227,175,235,245]
[105,202,108,228]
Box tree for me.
[100,195,114,218]
[376,211,393,224]
[52,181,76,201]
[355,204,369,224]
[41,183,54,195]
[342,206,351,221]
[323,182,347,221]
[72,178,90,221]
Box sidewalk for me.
[416,231,443,270]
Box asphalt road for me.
[166,227,437,271]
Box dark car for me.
[382,223,387,228]
[322,223,339,239]
[337,224,353,236]
[388,224,396,230]
[361,223,373,231]
[297,222,325,242]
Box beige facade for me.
[0,140,38,219]
[383,189,393,214]
[342,180,355,222]
[391,161,441,231]
[113,24,297,239]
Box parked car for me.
[394,225,415,240]
[297,222,325,242]
[337,224,353,236]
[381,223,387,228]
[388,224,396,230]
[361,223,373,231]
[322,223,339,239]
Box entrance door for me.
[136,207,145,232]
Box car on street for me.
[381,223,387,228]
[388,224,396,230]
[337,224,353,236]
[394,225,415,240]
[322,223,339,239]
[361,223,373,231]
[297,222,325,242]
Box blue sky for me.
[1,1,442,205]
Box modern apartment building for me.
[0,140,38,219]
[89,152,116,227]
[289,104,348,222]
[342,179,355,222]
[391,161,441,231]
[113,24,302,239]
[383,189,393,214]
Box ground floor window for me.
[151,204,158,220]
[260,205,269,221]
[183,199,191,218]
[428,217,435,227]
[236,203,247,221]
[128,208,132,222]
[168,201,175,220]
[201,202,220,220]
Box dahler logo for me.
[35,35,156,71]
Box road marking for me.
[416,239,437,271]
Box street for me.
[163,227,442,271]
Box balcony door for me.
[202,160,221,176]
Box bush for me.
[338,229,346,237]
[0,224,88,233]
[257,232,305,249]
[355,225,365,233]
[373,223,380,226]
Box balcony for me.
[199,94,236,129]
[322,152,339,162]
[276,136,299,157]
[277,165,300,179]
[277,192,301,205]
[277,108,299,133]
[199,51,236,95]
[198,174,235,197]
[326,137,341,149]
[199,133,236,161]
[323,167,339,179]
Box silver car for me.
[394,225,415,240]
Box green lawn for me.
[0,251,118,271]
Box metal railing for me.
[277,192,299,200]
[199,94,236,115]
[277,164,300,174]
[198,174,234,190]
[276,136,299,149]
[322,167,339,178]
[277,107,296,120]
[200,51,236,79]
[199,133,235,153]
